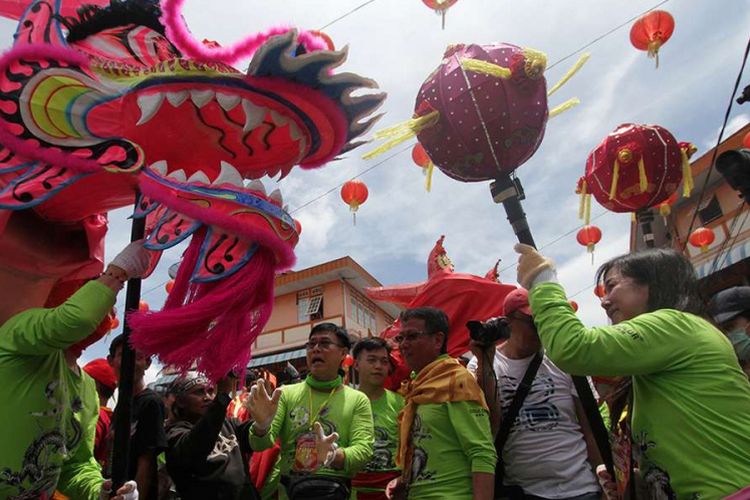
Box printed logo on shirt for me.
[633,431,678,500]
[364,425,396,472]
[207,433,239,460]
[500,374,561,432]
[410,414,436,483]
[613,324,643,341]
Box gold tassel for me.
[681,149,694,197]
[659,203,671,217]
[425,161,434,192]
[548,53,591,96]
[647,40,662,69]
[638,157,648,193]
[459,58,512,79]
[631,212,637,222]
[609,159,620,200]
[584,194,591,225]
[549,98,580,118]
[578,180,587,220]
[362,111,440,160]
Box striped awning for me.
[695,239,750,279]
[247,347,307,368]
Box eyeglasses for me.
[393,330,430,344]
[304,340,344,350]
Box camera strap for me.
[494,349,543,460]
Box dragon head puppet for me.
[0,0,385,378]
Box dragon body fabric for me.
[0,0,384,379]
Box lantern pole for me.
[109,192,146,492]
[490,173,615,477]
[635,208,656,248]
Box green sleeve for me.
[249,387,287,451]
[0,280,115,356]
[57,376,104,500]
[447,401,496,474]
[529,282,688,376]
[341,392,374,475]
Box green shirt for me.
[531,282,750,499]
[408,400,496,500]
[0,280,114,499]
[249,380,374,490]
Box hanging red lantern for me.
[343,354,354,368]
[138,300,150,312]
[421,0,459,29]
[412,143,435,192]
[577,124,690,225]
[111,317,120,330]
[594,283,606,298]
[688,227,715,253]
[341,179,369,224]
[654,190,678,219]
[165,279,175,294]
[294,219,303,236]
[629,10,675,68]
[576,225,602,253]
[743,132,750,149]
[570,301,579,313]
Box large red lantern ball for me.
[630,10,675,66]
[582,123,684,213]
[165,280,175,294]
[415,43,549,182]
[576,225,602,253]
[139,300,150,312]
[688,227,715,253]
[340,179,369,212]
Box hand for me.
[385,477,407,500]
[514,243,555,290]
[596,465,620,500]
[109,240,151,280]
[216,372,238,395]
[247,378,281,433]
[100,479,139,500]
[469,339,496,359]
[313,421,339,469]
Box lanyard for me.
[307,386,338,430]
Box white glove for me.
[247,378,281,433]
[314,421,339,469]
[109,240,151,279]
[100,479,139,500]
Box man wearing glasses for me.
[387,307,496,500]
[247,323,374,500]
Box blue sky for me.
[2,0,748,381]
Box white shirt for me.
[468,349,600,498]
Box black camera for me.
[466,317,512,345]
[717,148,750,201]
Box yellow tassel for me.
[362,111,440,160]
[659,203,671,217]
[584,194,591,225]
[631,212,637,222]
[609,159,620,200]
[459,58,512,79]
[548,53,590,97]
[638,157,648,193]
[647,40,662,69]
[681,149,694,197]
[578,180,587,220]
[425,161,434,192]
[549,98,580,118]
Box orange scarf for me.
[396,355,488,481]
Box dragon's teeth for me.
[217,93,241,111]
[288,121,303,141]
[247,179,266,195]
[166,91,189,107]
[167,169,187,182]
[214,161,244,186]
[149,160,168,175]
[269,110,289,127]
[136,93,164,125]
[187,170,210,184]
[190,89,214,108]
[242,100,266,132]
[269,188,283,205]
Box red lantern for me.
[594,284,606,298]
[422,0,459,29]
[629,10,675,68]
[576,225,602,253]
[743,132,750,149]
[570,301,579,313]
[343,354,354,368]
[412,143,435,192]
[138,300,150,312]
[688,227,715,253]
[579,124,687,217]
[294,219,302,236]
[111,317,120,330]
[341,179,369,224]
[165,279,175,294]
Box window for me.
[297,289,324,323]
[698,195,723,226]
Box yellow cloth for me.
[396,355,488,480]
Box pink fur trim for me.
[139,177,297,271]
[160,0,327,65]
[0,44,105,173]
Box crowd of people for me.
[1,241,750,500]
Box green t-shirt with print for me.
[407,400,496,500]
[531,282,750,499]
[0,280,113,499]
